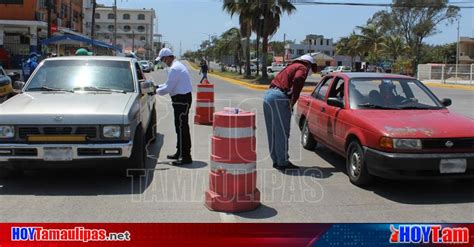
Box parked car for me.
[0,66,13,103]
[267,63,287,73]
[139,60,152,73]
[320,66,337,76]
[333,66,352,73]
[295,73,474,186]
[148,61,155,71]
[250,64,260,73]
[0,56,157,178]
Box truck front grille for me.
[17,126,99,140]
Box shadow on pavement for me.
[164,161,208,169]
[235,204,278,219]
[310,144,474,205]
[0,134,164,196]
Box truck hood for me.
[352,109,474,138]
[0,92,136,125]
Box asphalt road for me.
[0,62,472,223]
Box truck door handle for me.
[320,107,325,113]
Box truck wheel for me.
[301,120,317,150]
[146,107,157,143]
[268,69,273,73]
[126,127,146,176]
[346,141,373,186]
[0,163,23,179]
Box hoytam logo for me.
[11,227,131,242]
[390,224,469,244]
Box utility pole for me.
[283,33,286,63]
[456,19,460,80]
[91,0,96,39]
[179,41,182,59]
[47,0,52,38]
[132,30,135,53]
[113,0,117,46]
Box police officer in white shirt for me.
[156,48,193,165]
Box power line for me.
[290,0,474,8]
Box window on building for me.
[116,35,122,39]
[95,25,100,31]
[94,13,100,19]
[108,25,114,31]
[297,49,304,55]
[104,35,110,39]
[140,36,146,41]
[123,13,130,20]
[123,25,130,32]
[138,14,145,20]
[320,39,323,46]
[137,26,145,32]
[108,13,115,19]
[326,39,329,46]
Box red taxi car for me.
[295,73,474,186]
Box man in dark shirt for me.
[263,55,315,171]
[199,60,209,83]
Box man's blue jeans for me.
[263,88,292,167]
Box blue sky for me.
[100,0,473,54]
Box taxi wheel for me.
[346,141,373,186]
[125,127,146,177]
[301,120,316,150]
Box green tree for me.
[252,0,296,82]
[381,36,408,62]
[390,0,459,73]
[335,32,362,70]
[215,27,244,74]
[356,24,385,64]
[223,0,255,77]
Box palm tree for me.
[381,36,408,62]
[252,0,296,81]
[356,24,384,64]
[335,32,362,70]
[216,28,243,74]
[223,0,255,77]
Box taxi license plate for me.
[44,147,73,161]
[440,159,467,174]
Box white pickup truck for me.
[267,63,287,73]
[0,56,157,177]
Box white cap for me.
[156,48,174,61]
[297,54,315,64]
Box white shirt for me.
[156,60,193,96]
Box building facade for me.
[93,7,155,58]
[459,37,474,64]
[0,0,85,68]
[285,34,335,59]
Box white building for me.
[94,7,155,58]
[285,34,335,59]
[82,0,94,37]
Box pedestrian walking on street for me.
[199,59,209,83]
[155,48,193,165]
[263,55,316,171]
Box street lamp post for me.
[456,19,460,81]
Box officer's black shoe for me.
[172,157,193,166]
[166,153,180,160]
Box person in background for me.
[155,48,193,165]
[199,59,209,83]
[75,48,93,56]
[22,52,40,81]
[263,55,316,171]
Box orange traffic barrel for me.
[205,108,260,212]
[194,83,214,125]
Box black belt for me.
[270,84,291,97]
[171,92,192,102]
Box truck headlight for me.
[393,138,422,150]
[103,126,121,138]
[0,126,15,138]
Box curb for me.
[424,82,474,91]
[186,61,315,93]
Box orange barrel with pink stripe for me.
[205,108,260,212]
[194,83,214,125]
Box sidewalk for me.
[186,61,316,93]
[422,81,474,91]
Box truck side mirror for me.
[13,81,25,90]
[140,80,155,95]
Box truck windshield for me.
[25,60,135,93]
